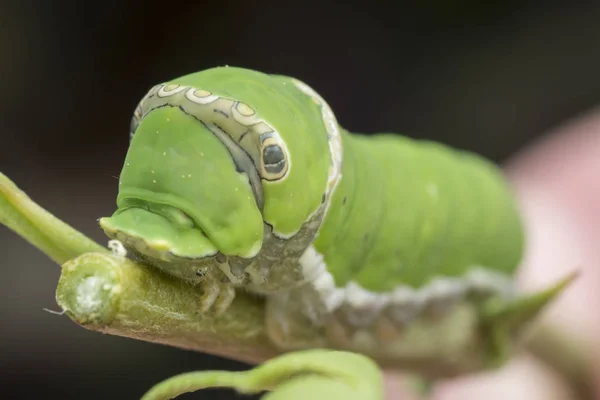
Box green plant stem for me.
[56,251,279,365]
[140,350,384,400]
[0,172,106,264]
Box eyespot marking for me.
[263,145,285,166]
[158,84,186,97]
[185,88,219,104]
[236,102,255,116]
[195,89,212,97]
[259,134,288,180]
[231,101,261,125]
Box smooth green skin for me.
[103,66,524,293]
[314,133,524,290]
[107,107,263,258]
[170,68,331,238]
[141,349,384,400]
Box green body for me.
[100,67,564,375]
[314,132,523,291]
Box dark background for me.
[2,1,600,399]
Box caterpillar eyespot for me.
[185,87,219,104]
[259,133,288,180]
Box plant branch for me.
[0,172,106,264]
[56,251,279,365]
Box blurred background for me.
[2,1,600,398]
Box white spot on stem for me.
[76,276,109,314]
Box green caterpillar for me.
[100,66,570,377]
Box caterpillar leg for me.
[265,283,496,379]
[265,284,411,352]
[199,281,236,315]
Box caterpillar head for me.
[100,67,337,282]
